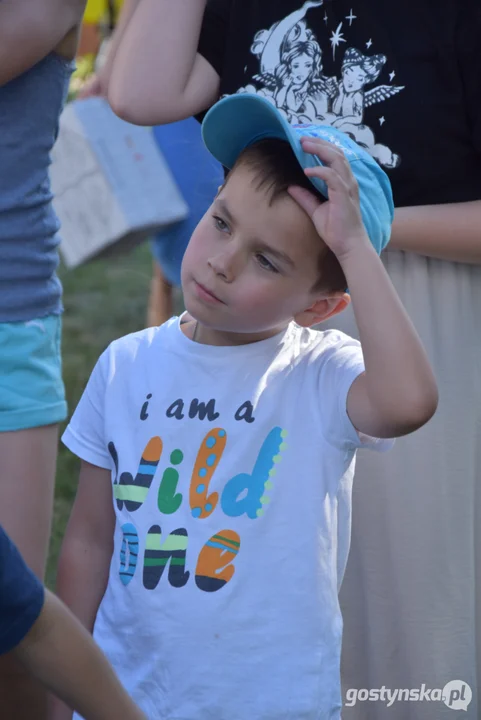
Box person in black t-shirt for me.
[106,3,480,718]
[0,526,145,719]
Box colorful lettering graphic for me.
[195,530,241,592]
[189,429,227,520]
[143,525,190,590]
[110,437,163,511]
[119,522,139,586]
[221,428,287,519]
[158,449,184,515]
[113,425,286,594]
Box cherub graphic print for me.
[232,1,404,168]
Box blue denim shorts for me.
[0,315,67,432]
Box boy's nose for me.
[208,252,237,282]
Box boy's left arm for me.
[290,138,438,440]
[340,243,438,438]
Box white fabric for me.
[322,249,481,719]
[63,316,389,720]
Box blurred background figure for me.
[0,2,86,718]
[77,1,223,327]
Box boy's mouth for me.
[193,280,225,305]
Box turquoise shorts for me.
[0,315,67,432]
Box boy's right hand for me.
[288,137,372,265]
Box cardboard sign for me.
[50,98,189,268]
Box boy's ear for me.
[294,292,351,328]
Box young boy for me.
[57,94,437,719]
[0,525,145,719]
[107,7,481,719]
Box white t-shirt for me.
[63,316,390,720]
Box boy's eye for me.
[213,216,229,232]
[256,253,278,273]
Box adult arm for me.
[51,461,116,720]
[108,0,221,125]
[79,0,141,98]
[0,0,85,86]
[389,200,481,265]
[14,589,145,720]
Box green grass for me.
[46,244,155,588]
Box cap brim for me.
[201,94,327,197]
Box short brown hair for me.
[229,138,347,293]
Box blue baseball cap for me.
[202,94,394,255]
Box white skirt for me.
[323,249,481,719]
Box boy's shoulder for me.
[104,316,178,362]
[291,324,361,365]
[99,319,361,379]
[104,320,360,357]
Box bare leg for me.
[0,425,59,720]
[146,260,174,327]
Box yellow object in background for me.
[83,0,124,25]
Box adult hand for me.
[78,72,106,99]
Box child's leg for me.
[0,425,59,720]
[0,425,58,576]
[0,316,66,719]
[146,259,173,327]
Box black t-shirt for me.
[198,0,481,207]
[0,526,45,654]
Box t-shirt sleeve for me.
[0,527,45,655]
[313,331,393,453]
[62,350,112,469]
[197,0,232,78]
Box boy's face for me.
[181,163,342,344]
